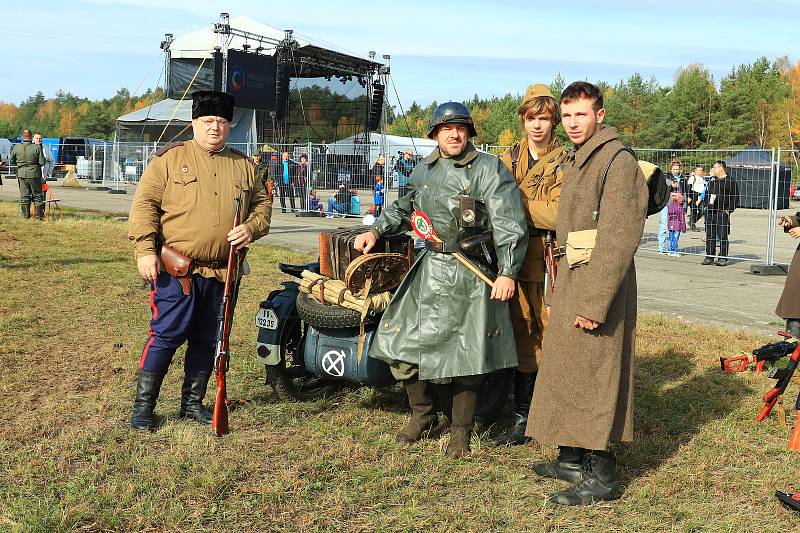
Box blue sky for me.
[3,0,798,110]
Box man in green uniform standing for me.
[127,91,272,430]
[354,102,528,457]
[10,129,45,219]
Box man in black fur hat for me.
[127,91,272,430]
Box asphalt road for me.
[2,176,792,337]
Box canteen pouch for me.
[565,229,597,268]
[159,244,193,295]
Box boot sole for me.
[179,412,212,425]
[548,489,622,506]
[532,463,583,483]
[395,416,438,444]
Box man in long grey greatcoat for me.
[526,82,647,505]
[776,214,800,338]
[354,102,527,458]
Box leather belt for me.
[193,259,228,269]
[424,240,459,253]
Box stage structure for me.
[149,13,389,146]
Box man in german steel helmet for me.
[492,84,567,446]
[354,102,528,457]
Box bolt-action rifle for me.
[212,194,246,436]
[720,332,798,373]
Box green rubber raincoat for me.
[368,143,528,379]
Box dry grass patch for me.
[0,200,797,532]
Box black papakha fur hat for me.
[191,91,235,121]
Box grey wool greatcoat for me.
[775,214,800,320]
[526,127,647,450]
[368,142,528,380]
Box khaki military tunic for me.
[499,139,566,372]
[10,141,45,179]
[128,140,272,280]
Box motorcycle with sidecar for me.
[252,229,512,424]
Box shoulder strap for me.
[510,143,521,178]
[228,147,249,159]
[529,146,565,176]
[155,142,184,157]
[593,146,636,222]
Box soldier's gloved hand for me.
[490,275,515,301]
[228,223,253,249]
[137,254,160,283]
[354,231,377,254]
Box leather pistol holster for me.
[159,244,192,295]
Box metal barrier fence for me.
[2,140,799,263]
[487,145,798,266]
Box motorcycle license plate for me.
[255,308,278,330]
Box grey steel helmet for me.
[427,101,477,139]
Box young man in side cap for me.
[127,91,272,430]
[493,84,567,446]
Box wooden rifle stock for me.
[212,194,243,436]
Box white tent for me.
[169,16,367,60]
[116,98,256,145]
[327,133,437,167]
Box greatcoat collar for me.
[573,126,620,169]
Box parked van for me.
[54,137,105,177]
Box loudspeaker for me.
[367,83,385,131]
[275,61,290,120]
[212,49,223,92]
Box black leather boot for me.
[396,376,437,443]
[34,204,45,220]
[131,371,166,430]
[532,446,586,483]
[445,376,482,458]
[491,370,535,446]
[179,372,213,424]
[549,450,622,506]
[787,319,800,340]
[20,204,31,219]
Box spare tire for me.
[295,292,381,329]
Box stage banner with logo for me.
[226,49,277,111]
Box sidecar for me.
[254,263,512,423]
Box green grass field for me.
[1,201,798,532]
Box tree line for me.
[3,55,798,152]
[0,88,164,140]
[387,56,800,151]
